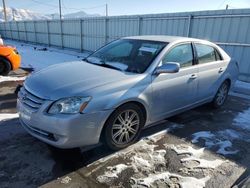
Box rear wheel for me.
[0,57,12,76]
[104,103,145,150]
[212,81,230,108]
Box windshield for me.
[86,39,167,73]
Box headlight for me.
[13,49,19,54]
[48,97,91,114]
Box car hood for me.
[24,61,139,100]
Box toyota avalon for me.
[17,35,238,150]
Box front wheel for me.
[212,81,230,108]
[0,57,12,76]
[104,103,145,150]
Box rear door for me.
[151,42,199,121]
[194,43,227,101]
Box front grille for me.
[18,86,45,112]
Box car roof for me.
[123,35,230,60]
[122,35,204,43]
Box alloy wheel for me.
[111,110,140,145]
[216,82,229,106]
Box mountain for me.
[63,11,100,19]
[0,7,100,22]
[0,7,50,21]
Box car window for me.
[215,49,223,61]
[162,43,193,68]
[195,44,219,64]
[107,41,133,57]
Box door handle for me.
[218,68,224,73]
[190,74,197,79]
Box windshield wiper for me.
[82,58,91,63]
[83,58,123,71]
[98,62,123,71]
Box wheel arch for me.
[214,72,232,95]
[224,78,231,88]
[99,100,148,143]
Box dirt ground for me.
[0,69,249,188]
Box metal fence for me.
[0,9,250,82]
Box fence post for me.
[79,19,83,52]
[138,16,142,35]
[3,22,7,39]
[105,17,108,44]
[16,21,20,41]
[34,21,37,44]
[60,20,64,48]
[46,20,50,46]
[10,22,13,40]
[24,21,28,42]
[186,15,193,37]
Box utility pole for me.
[2,0,7,22]
[12,8,15,21]
[59,0,62,20]
[105,3,108,17]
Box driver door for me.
[150,42,199,121]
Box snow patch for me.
[5,40,86,72]
[181,157,224,169]
[97,164,129,183]
[235,80,250,90]
[132,156,151,168]
[131,172,210,188]
[229,91,250,100]
[191,131,214,144]
[217,129,241,140]
[233,108,250,131]
[97,138,220,187]
[60,176,72,184]
[131,146,166,173]
[170,145,224,169]
[191,130,241,155]
[170,145,204,158]
[216,140,239,155]
[0,76,26,83]
[0,113,19,122]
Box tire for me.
[211,80,230,108]
[103,103,145,151]
[0,57,12,76]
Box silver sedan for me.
[17,35,239,150]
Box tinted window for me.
[86,39,167,73]
[106,41,133,57]
[195,44,218,64]
[162,43,193,68]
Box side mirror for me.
[154,62,180,75]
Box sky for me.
[2,0,250,16]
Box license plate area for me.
[19,102,32,121]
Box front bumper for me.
[17,99,112,149]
